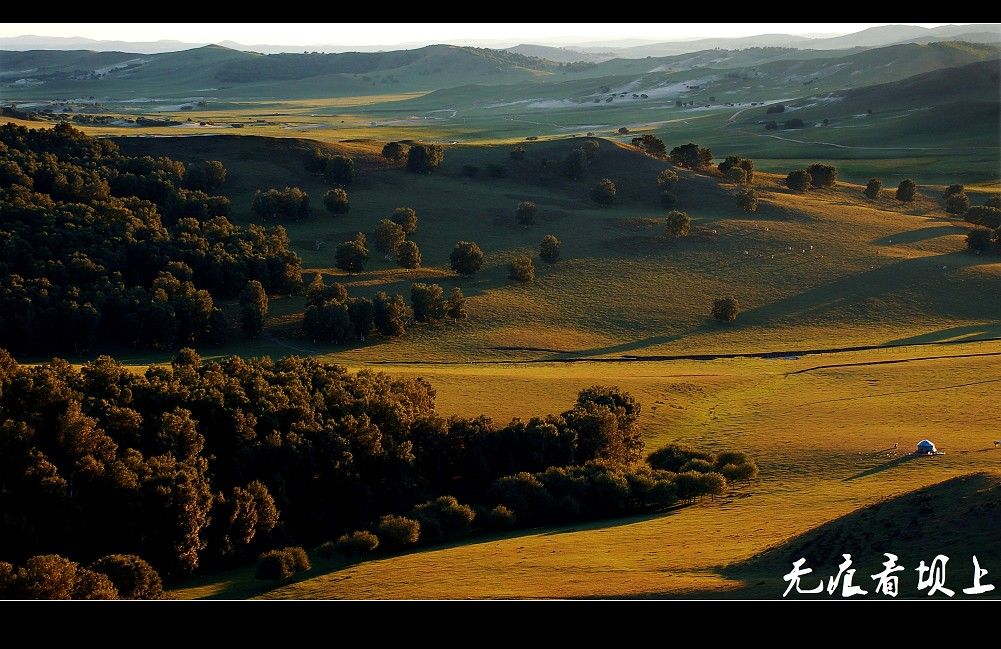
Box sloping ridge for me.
[722,472,1001,597]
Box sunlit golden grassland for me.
[170,342,1001,599]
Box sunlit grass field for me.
[170,343,1001,598]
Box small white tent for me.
[916,439,937,454]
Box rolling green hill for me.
[104,133,1000,367]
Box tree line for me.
[0,350,756,595]
[0,124,302,354]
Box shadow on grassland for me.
[649,472,1001,600]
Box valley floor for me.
[172,340,1001,599]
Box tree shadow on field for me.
[872,225,967,245]
[885,323,1001,346]
[843,453,921,482]
[547,323,715,359]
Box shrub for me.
[484,505,517,530]
[411,496,476,542]
[516,201,537,225]
[719,156,754,183]
[712,297,739,323]
[445,287,467,319]
[334,530,380,555]
[377,515,421,548]
[719,461,759,482]
[618,127,630,134]
[252,186,310,221]
[766,103,785,114]
[323,188,350,215]
[944,184,964,198]
[314,541,337,558]
[324,156,355,184]
[539,234,561,264]
[90,554,163,600]
[656,169,678,187]
[806,164,837,188]
[183,160,226,191]
[382,141,409,163]
[631,134,666,157]
[335,233,369,273]
[239,280,268,338]
[373,291,409,335]
[783,118,805,129]
[509,255,535,282]
[581,140,600,161]
[647,444,715,472]
[562,148,589,180]
[411,283,446,322]
[391,207,418,235]
[450,241,484,275]
[373,219,406,255]
[487,472,555,524]
[946,193,970,215]
[406,144,444,173]
[864,178,882,199]
[737,189,758,213]
[255,547,310,582]
[396,240,421,269]
[965,206,1001,230]
[896,179,917,202]
[670,143,713,170]
[786,170,811,192]
[590,178,617,205]
[665,210,691,238]
[764,121,778,130]
[966,228,995,253]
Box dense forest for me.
[0,349,756,595]
[0,123,302,354]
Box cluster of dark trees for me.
[0,123,302,354]
[964,192,1001,255]
[785,164,837,192]
[0,350,757,596]
[719,156,754,184]
[304,149,355,185]
[670,143,713,170]
[302,274,465,343]
[562,140,600,180]
[251,186,311,221]
[1,553,163,599]
[371,207,421,269]
[381,141,445,174]
[631,134,666,158]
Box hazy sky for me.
[0,23,961,46]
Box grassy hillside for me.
[99,134,1000,371]
[0,44,559,100]
[168,345,1001,598]
[724,472,1001,598]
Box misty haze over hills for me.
[1,24,997,58]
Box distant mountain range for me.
[2,24,997,59]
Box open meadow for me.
[1,25,999,601]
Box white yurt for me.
[916,439,937,454]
